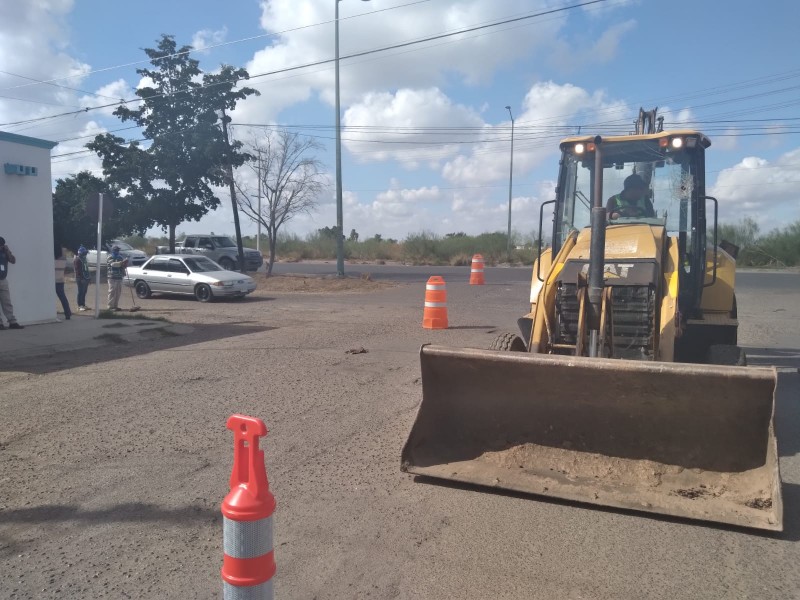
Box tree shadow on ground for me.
[0,322,273,376]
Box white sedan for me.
[87,240,148,270]
[124,255,257,302]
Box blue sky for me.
[1,0,798,240]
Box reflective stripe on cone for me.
[469,254,485,285]
[222,415,276,600]
[423,276,448,329]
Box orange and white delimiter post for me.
[221,414,276,599]
[469,254,485,285]
[423,276,448,329]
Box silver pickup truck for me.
[156,235,263,271]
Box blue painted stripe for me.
[0,130,58,149]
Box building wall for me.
[0,136,57,325]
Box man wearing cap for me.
[0,236,23,329]
[73,245,92,311]
[606,173,656,220]
[106,245,128,311]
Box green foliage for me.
[88,34,257,252]
[720,218,800,267]
[52,172,128,252]
[317,225,343,241]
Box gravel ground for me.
[1,274,798,599]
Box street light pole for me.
[335,0,370,277]
[334,0,344,276]
[505,105,515,263]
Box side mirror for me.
[536,200,557,282]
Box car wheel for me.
[195,283,213,302]
[135,280,151,299]
[219,257,236,271]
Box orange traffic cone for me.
[423,276,448,329]
[221,415,276,600]
[469,254,485,285]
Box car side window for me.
[181,238,194,248]
[168,259,188,274]
[147,259,166,272]
[197,237,213,249]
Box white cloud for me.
[79,79,131,116]
[441,81,629,187]
[191,27,229,53]
[0,0,91,138]
[50,121,107,182]
[342,88,485,167]
[232,0,569,124]
[710,148,800,228]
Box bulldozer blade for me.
[401,345,782,531]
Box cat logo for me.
[580,263,635,279]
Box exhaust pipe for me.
[587,135,606,357]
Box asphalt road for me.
[0,270,798,599]
[273,261,800,289]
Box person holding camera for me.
[0,236,23,329]
[106,245,128,311]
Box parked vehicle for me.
[124,255,257,302]
[86,240,148,270]
[155,235,263,271]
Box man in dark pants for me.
[73,246,91,310]
[0,236,23,329]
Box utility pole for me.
[220,107,246,272]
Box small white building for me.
[0,131,58,325]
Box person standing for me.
[55,247,72,320]
[73,246,91,310]
[106,245,128,311]
[0,236,23,329]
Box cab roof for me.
[559,130,711,150]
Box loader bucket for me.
[401,345,782,531]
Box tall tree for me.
[52,171,137,252]
[88,35,257,252]
[235,129,327,275]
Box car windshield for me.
[212,237,236,248]
[183,257,223,273]
[559,139,695,240]
[112,242,134,251]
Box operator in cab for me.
[606,173,655,220]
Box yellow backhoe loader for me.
[402,110,782,531]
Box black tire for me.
[707,344,747,366]
[134,280,151,299]
[489,332,527,352]
[195,283,213,303]
[218,257,236,271]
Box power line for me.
[0,0,434,93]
[0,0,610,129]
